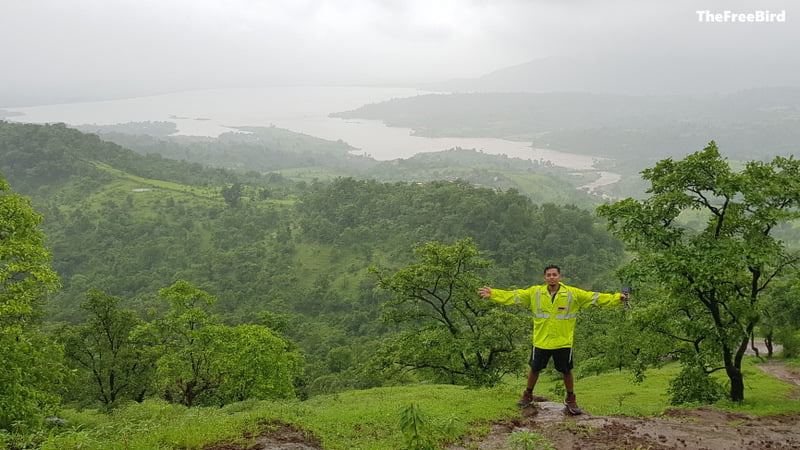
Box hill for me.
[0,120,625,398]
[2,121,800,449]
[76,121,607,205]
[421,54,800,96]
[332,88,800,178]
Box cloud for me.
[1,0,797,105]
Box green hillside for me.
[2,120,799,449]
[17,358,800,449]
[0,120,624,397]
[80,122,607,206]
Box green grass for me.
[26,357,800,449]
[93,162,223,200]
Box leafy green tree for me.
[153,280,220,406]
[221,183,243,208]
[757,276,800,358]
[597,142,800,402]
[59,288,155,408]
[153,280,301,406]
[370,238,528,386]
[205,324,302,403]
[0,173,63,430]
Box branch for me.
[705,366,727,375]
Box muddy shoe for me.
[516,391,534,408]
[564,394,584,415]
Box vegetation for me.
[81,123,604,206]
[332,89,800,175]
[0,174,63,430]
[2,357,795,449]
[371,239,529,386]
[508,430,555,450]
[0,120,624,406]
[598,142,800,402]
[0,117,799,447]
[57,288,152,408]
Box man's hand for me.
[620,290,631,309]
[477,286,492,298]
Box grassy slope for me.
[35,357,800,449]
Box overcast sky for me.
[1,0,798,105]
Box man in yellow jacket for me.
[478,264,630,414]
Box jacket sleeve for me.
[489,287,532,307]
[573,287,622,308]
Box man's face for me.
[544,268,561,286]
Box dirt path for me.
[757,361,800,390]
[449,360,800,450]
[448,400,800,449]
[207,359,800,450]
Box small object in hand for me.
[621,286,632,309]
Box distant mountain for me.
[422,54,800,95]
[332,87,800,168]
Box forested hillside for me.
[77,122,606,206]
[0,120,625,402]
[332,88,800,173]
[4,117,800,449]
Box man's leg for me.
[562,371,583,414]
[562,371,574,393]
[526,369,540,390]
[517,369,540,407]
[555,349,583,415]
[518,347,548,407]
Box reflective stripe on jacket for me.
[489,282,621,349]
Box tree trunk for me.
[750,334,760,358]
[766,331,774,358]
[726,364,745,401]
[725,336,748,402]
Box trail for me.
[447,397,800,450]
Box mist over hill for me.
[332,87,800,176]
[420,54,800,95]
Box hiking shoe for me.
[516,391,534,408]
[564,394,584,415]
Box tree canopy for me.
[370,239,529,386]
[597,141,800,402]
[0,174,63,430]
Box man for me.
[477,264,630,414]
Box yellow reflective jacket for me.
[490,282,622,349]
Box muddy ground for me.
[206,359,800,450]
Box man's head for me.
[543,264,561,287]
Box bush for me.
[667,365,726,405]
[775,329,800,359]
[507,430,555,450]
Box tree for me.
[370,238,528,386]
[0,173,63,430]
[153,280,220,406]
[757,275,800,358]
[597,142,800,402]
[59,288,154,408]
[221,183,243,208]
[205,324,302,403]
[153,280,301,406]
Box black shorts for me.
[528,347,573,374]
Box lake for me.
[6,86,616,179]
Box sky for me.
[1,0,798,106]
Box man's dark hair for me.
[544,264,561,274]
